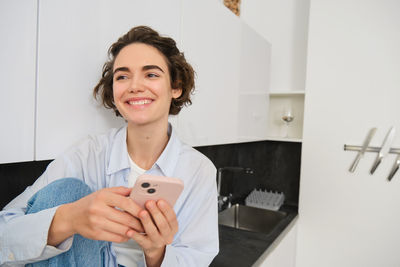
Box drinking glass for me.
[281,108,294,138]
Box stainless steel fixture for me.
[349,127,376,173]
[217,166,254,212]
[218,204,287,235]
[345,127,400,181]
[388,154,400,181]
[370,126,395,174]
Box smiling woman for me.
[93,26,195,117]
[110,43,183,129]
[0,26,219,267]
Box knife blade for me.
[370,126,396,174]
[349,127,377,173]
[387,154,400,181]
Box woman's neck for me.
[126,121,170,170]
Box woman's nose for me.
[129,76,144,93]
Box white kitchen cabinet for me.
[237,22,270,142]
[297,1,400,266]
[35,0,181,160]
[240,0,309,144]
[177,0,242,146]
[241,0,309,93]
[0,0,37,163]
[1,0,271,162]
[178,0,271,146]
[254,218,298,267]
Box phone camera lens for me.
[147,188,156,194]
[141,182,150,188]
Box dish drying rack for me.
[245,189,285,211]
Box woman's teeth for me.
[128,99,152,105]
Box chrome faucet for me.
[217,166,254,212]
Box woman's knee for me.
[26,178,93,214]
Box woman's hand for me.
[48,187,144,246]
[127,199,179,267]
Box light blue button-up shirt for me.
[0,124,219,266]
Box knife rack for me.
[344,145,400,155]
[344,127,399,181]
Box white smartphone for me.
[129,174,184,209]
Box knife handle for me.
[349,154,362,173]
[370,156,382,174]
[388,155,400,181]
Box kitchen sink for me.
[218,204,287,235]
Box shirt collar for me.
[106,123,181,177]
[155,123,182,177]
[106,126,130,175]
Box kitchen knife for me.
[349,127,377,173]
[387,154,400,181]
[370,126,396,174]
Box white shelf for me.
[267,94,304,140]
[269,91,305,96]
[265,136,302,143]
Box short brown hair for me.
[93,26,195,116]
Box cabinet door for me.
[0,0,37,163]
[238,22,270,142]
[298,1,400,266]
[256,219,298,267]
[178,0,241,146]
[36,0,181,160]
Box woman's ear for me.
[172,88,182,99]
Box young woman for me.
[0,26,219,267]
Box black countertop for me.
[210,205,298,267]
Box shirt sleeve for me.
[156,160,219,267]
[0,155,79,265]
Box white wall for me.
[297,1,400,266]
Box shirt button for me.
[8,252,15,260]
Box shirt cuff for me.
[160,245,177,267]
[140,246,170,267]
[40,236,73,259]
[1,206,72,264]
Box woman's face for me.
[112,43,181,126]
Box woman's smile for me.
[125,97,154,109]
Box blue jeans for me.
[25,178,111,267]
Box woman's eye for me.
[115,75,127,81]
[147,73,159,78]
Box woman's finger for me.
[139,209,165,248]
[104,186,132,196]
[93,228,130,243]
[104,206,144,233]
[95,216,132,240]
[157,200,179,233]
[145,201,172,241]
[127,229,151,249]
[98,189,142,219]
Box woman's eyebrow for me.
[143,65,164,73]
[113,65,165,75]
[113,67,129,75]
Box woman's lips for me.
[125,98,153,109]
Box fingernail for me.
[158,200,166,208]
[146,200,155,209]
